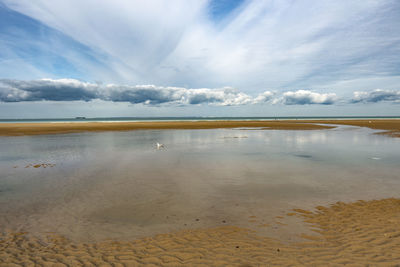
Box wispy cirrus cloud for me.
[1,0,399,94]
[351,89,400,103]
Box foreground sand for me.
[0,119,399,137]
[1,198,400,266]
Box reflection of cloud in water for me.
[283,131,328,149]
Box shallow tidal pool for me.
[0,125,400,242]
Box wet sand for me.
[0,119,399,137]
[296,119,400,138]
[1,198,400,266]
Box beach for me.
[2,199,400,266]
[2,0,399,264]
[1,120,400,266]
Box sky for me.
[0,0,399,118]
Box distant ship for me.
[75,117,86,119]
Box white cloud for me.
[185,87,252,106]
[281,90,337,105]
[351,89,400,103]
[253,91,275,104]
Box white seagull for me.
[156,142,165,150]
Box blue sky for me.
[0,0,399,118]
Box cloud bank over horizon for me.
[1,78,398,107]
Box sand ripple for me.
[1,198,400,266]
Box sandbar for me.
[0,119,399,137]
[0,120,334,136]
[0,118,397,137]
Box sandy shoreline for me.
[1,198,400,266]
[0,119,399,137]
[1,121,400,265]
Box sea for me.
[0,116,399,123]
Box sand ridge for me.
[0,121,334,136]
[1,119,400,138]
[1,198,400,266]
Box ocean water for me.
[0,116,400,123]
[0,125,400,242]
